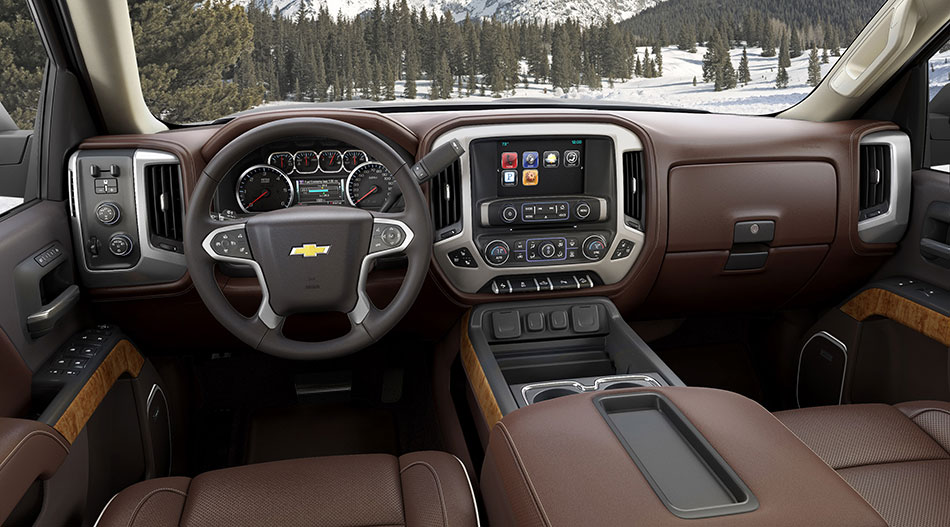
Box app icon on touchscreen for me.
[564,150,580,167]
[501,152,518,169]
[523,151,539,169]
[543,151,559,168]
[522,169,539,186]
[502,170,518,187]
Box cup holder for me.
[531,387,582,403]
[521,374,663,406]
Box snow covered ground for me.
[262,46,950,115]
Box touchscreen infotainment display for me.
[494,138,586,197]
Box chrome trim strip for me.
[235,164,295,214]
[857,131,911,243]
[429,123,646,294]
[452,455,482,527]
[200,222,282,329]
[348,217,415,325]
[795,331,848,408]
[145,383,173,476]
[520,374,662,406]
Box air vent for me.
[430,159,462,237]
[859,144,891,221]
[622,151,645,229]
[144,163,184,252]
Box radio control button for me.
[485,240,510,265]
[501,206,518,223]
[575,202,591,219]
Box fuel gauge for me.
[319,150,343,173]
[343,150,367,172]
[268,152,294,173]
[294,150,318,173]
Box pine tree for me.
[738,46,751,84]
[778,31,791,68]
[807,45,821,87]
[720,56,737,90]
[634,53,642,77]
[761,21,776,57]
[789,30,803,58]
[652,43,663,77]
[692,76,696,86]
[775,63,789,88]
[821,47,829,64]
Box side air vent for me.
[622,151,645,230]
[859,144,891,221]
[430,159,462,238]
[144,163,184,252]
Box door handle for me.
[920,238,950,260]
[27,285,79,338]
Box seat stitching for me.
[905,409,950,456]
[0,430,69,472]
[900,406,950,420]
[497,422,551,527]
[126,487,187,527]
[400,461,449,527]
[835,455,950,471]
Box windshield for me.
[128,0,886,123]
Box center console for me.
[431,123,646,295]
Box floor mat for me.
[244,404,398,464]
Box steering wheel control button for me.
[95,202,121,225]
[107,234,133,257]
[448,247,477,268]
[575,202,591,219]
[492,310,521,339]
[611,239,636,260]
[501,206,518,223]
[211,230,252,259]
[583,235,608,261]
[381,226,404,247]
[485,240,510,265]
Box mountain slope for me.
[241,0,664,25]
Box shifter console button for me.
[492,310,521,339]
[552,276,579,291]
[571,305,600,333]
[550,310,569,330]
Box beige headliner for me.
[66,0,949,132]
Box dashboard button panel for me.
[485,272,598,294]
[482,197,607,227]
[479,232,612,268]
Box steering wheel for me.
[184,118,432,360]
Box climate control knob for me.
[582,235,608,261]
[95,202,121,225]
[108,234,133,257]
[539,241,557,259]
[484,240,510,265]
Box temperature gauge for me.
[343,150,367,172]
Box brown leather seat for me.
[775,401,950,527]
[94,451,478,527]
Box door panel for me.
[0,200,84,373]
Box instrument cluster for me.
[224,141,399,214]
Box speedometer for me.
[236,165,294,213]
[346,162,395,210]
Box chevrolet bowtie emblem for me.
[289,244,331,257]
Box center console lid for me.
[481,387,886,527]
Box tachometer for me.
[346,162,394,210]
[342,150,367,172]
[236,165,294,213]
[319,150,343,173]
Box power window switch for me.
[65,370,80,376]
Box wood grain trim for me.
[841,288,950,346]
[53,340,145,443]
[459,311,503,429]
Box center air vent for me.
[622,151,645,230]
[859,144,891,221]
[430,159,462,238]
[144,163,184,252]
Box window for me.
[928,39,950,172]
[128,0,887,123]
[0,0,45,215]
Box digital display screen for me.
[494,138,586,197]
[296,178,345,205]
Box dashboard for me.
[213,138,404,215]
